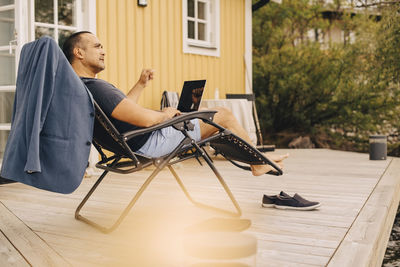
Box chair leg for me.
[168,160,242,217]
[75,166,164,233]
[75,139,192,233]
[75,138,241,233]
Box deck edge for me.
[327,158,400,267]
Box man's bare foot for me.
[251,161,283,176]
[268,153,289,163]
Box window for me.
[307,28,325,44]
[183,0,220,57]
[342,30,355,45]
[32,0,81,47]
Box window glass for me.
[35,0,54,24]
[0,10,14,46]
[198,22,205,41]
[58,0,75,26]
[0,130,10,158]
[188,20,195,39]
[0,92,14,124]
[35,26,55,39]
[188,0,194,18]
[186,0,211,43]
[198,1,205,20]
[0,92,13,158]
[35,0,77,44]
[0,51,15,86]
[59,29,74,47]
[0,0,14,5]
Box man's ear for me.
[73,47,84,60]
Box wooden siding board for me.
[175,1,182,94]
[96,0,108,82]
[166,1,174,92]
[109,0,118,86]
[160,0,168,96]
[222,0,228,97]
[135,6,144,95]
[117,0,127,92]
[141,4,151,106]
[151,2,160,108]
[96,0,247,108]
[126,0,135,91]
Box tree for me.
[253,1,400,153]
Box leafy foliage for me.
[253,1,400,153]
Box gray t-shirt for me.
[81,77,150,151]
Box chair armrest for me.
[121,110,217,141]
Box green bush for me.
[253,1,400,153]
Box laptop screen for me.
[177,80,206,112]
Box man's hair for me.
[62,31,92,63]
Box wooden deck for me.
[0,149,399,266]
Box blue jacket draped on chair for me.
[0,36,94,194]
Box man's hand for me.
[162,107,180,119]
[127,69,155,103]
[137,69,154,88]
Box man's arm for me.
[126,69,154,103]
[114,68,178,127]
[111,98,179,128]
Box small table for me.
[200,99,257,144]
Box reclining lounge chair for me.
[0,36,281,234]
[75,101,282,233]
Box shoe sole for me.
[262,203,321,210]
[274,203,321,211]
[261,203,275,208]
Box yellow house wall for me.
[96,0,246,109]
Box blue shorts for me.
[136,119,201,158]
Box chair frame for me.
[226,93,275,152]
[75,102,281,233]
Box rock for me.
[288,136,315,149]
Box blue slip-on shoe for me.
[274,193,321,211]
[262,191,291,208]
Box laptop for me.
[177,80,206,112]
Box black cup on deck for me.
[369,135,387,160]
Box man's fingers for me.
[162,107,180,118]
[148,71,154,80]
[143,69,155,80]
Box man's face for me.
[78,33,105,74]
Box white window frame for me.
[307,28,325,44]
[183,0,220,57]
[342,29,355,45]
[29,0,81,42]
[0,2,20,140]
[28,0,96,43]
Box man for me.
[62,31,287,176]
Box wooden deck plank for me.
[0,149,395,266]
[327,158,400,267]
[0,230,28,266]
[0,202,70,266]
